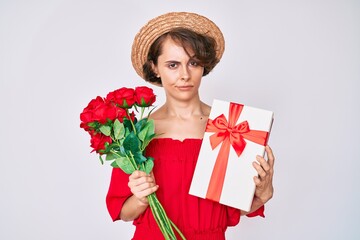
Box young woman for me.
[106,12,275,240]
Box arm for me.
[120,170,159,221]
[241,145,275,216]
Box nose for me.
[180,65,190,81]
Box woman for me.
[106,12,275,239]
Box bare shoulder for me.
[148,105,170,137]
[148,105,166,121]
[201,101,211,117]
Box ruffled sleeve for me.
[246,205,265,218]
[226,204,265,227]
[106,168,132,221]
[226,206,241,226]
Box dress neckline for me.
[153,137,203,143]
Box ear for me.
[151,61,160,78]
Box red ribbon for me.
[205,102,269,202]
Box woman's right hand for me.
[128,170,159,206]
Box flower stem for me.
[170,220,186,240]
[147,193,186,240]
[140,106,145,119]
[148,194,171,239]
[127,152,138,171]
[109,150,138,171]
[126,109,137,134]
[152,195,174,238]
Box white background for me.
[1,0,359,239]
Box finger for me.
[252,161,266,179]
[129,170,147,180]
[128,175,155,189]
[134,185,159,199]
[253,176,261,186]
[135,180,157,192]
[130,177,157,193]
[150,171,156,184]
[129,171,153,186]
[265,145,275,168]
[256,155,270,172]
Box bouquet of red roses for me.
[80,86,185,240]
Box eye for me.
[189,60,199,67]
[167,62,178,69]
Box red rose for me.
[116,107,128,123]
[90,132,112,153]
[80,96,106,130]
[92,102,118,124]
[127,111,136,122]
[134,86,156,107]
[106,87,135,108]
[80,96,121,130]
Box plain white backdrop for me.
[1,0,359,239]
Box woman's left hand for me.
[252,145,275,204]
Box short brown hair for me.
[142,28,219,85]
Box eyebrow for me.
[164,57,199,64]
[164,60,180,64]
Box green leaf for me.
[147,106,157,118]
[119,146,126,155]
[142,133,156,149]
[105,153,117,161]
[99,155,104,165]
[124,127,131,137]
[113,119,125,140]
[123,132,140,152]
[135,118,147,133]
[123,118,133,132]
[138,163,145,172]
[99,125,111,136]
[143,158,154,174]
[102,141,112,154]
[133,151,147,164]
[110,160,119,168]
[137,124,148,142]
[145,119,155,137]
[88,122,97,128]
[115,157,135,174]
[138,119,155,142]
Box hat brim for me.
[131,12,225,80]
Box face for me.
[152,37,204,102]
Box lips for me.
[177,85,193,90]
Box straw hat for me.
[131,12,225,79]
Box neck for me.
[163,96,207,119]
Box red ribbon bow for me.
[205,102,269,202]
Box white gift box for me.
[189,99,274,212]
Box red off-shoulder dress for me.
[106,138,264,240]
